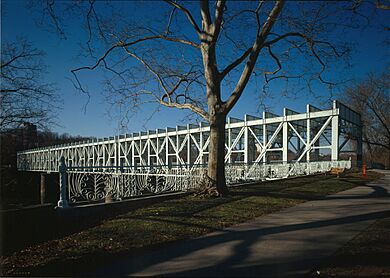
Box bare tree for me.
[344,73,390,168]
[40,0,368,195]
[0,38,59,132]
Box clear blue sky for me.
[2,0,389,138]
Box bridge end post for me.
[57,156,70,209]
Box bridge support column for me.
[306,105,311,162]
[283,120,288,163]
[57,156,69,208]
[331,115,339,161]
[40,173,46,204]
[244,115,249,164]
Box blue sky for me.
[2,0,389,138]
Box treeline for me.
[35,130,95,148]
[1,129,93,168]
[0,129,94,207]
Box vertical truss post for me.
[147,131,151,168]
[48,148,52,171]
[156,129,160,167]
[283,108,288,163]
[92,140,95,167]
[165,128,169,168]
[139,132,143,166]
[244,115,249,164]
[227,117,232,164]
[175,126,178,167]
[131,134,135,168]
[306,105,311,162]
[262,111,267,164]
[199,122,204,165]
[101,143,105,167]
[331,101,339,161]
[187,124,191,169]
[115,135,118,172]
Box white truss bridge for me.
[17,101,362,204]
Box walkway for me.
[96,170,390,277]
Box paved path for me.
[96,171,390,277]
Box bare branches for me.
[263,45,281,75]
[262,31,348,86]
[220,47,252,79]
[71,27,206,120]
[165,7,177,35]
[164,0,202,35]
[225,0,284,112]
[71,33,199,82]
[0,39,59,131]
[344,73,390,154]
[159,100,208,120]
[265,32,346,58]
[122,47,208,119]
[44,0,66,39]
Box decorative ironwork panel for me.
[66,160,351,204]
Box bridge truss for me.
[17,101,362,203]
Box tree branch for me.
[263,45,282,75]
[200,0,212,29]
[71,34,199,74]
[225,0,284,112]
[159,100,209,120]
[220,47,252,79]
[164,0,202,35]
[363,139,390,150]
[213,0,227,39]
[121,46,208,120]
[367,99,390,137]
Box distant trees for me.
[0,127,93,206]
[0,38,59,132]
[344,73,390,168]
[36,130,95,148]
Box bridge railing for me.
[56,159,351,207]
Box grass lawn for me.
[315,216,390,277]
[0,171,383,276]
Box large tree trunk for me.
[207,112,229,196]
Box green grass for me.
[315,217,390,277]
[0,171,383,276]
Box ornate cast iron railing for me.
[64,159,351,204]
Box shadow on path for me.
[89,208,390,277]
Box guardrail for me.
[55,157,351,207]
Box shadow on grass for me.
[22,209,390,277]
[234,176,389,202]
[1,193,187,255]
